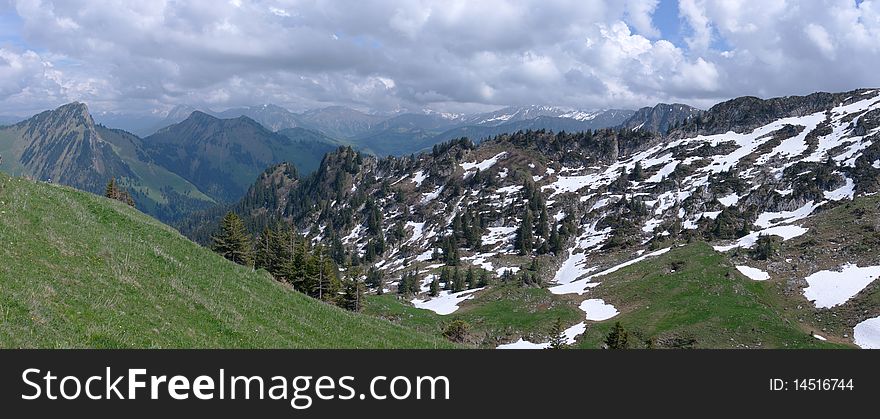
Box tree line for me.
[211,211,365,312]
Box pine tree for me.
[440,268,451,291]
[312,247,339,302]
[478,270,489,287]
[254,226,275,271]
[104,178,135,207]
[536,206,550,241]
[548,318,567,349]
[629,161,645,181]
[549,226,563,255]
[341,271,365,312]
[429,275,440,297]
[366,267,385,293]
[452,268,465,293]
[105,178,118,200]
[516,208,534,255]
[466,267,475,289]
[604,322,629,349]
[212,212,253,266]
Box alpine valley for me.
[3,89,880,349]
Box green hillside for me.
[0,172,452,348]
[572,243,849,349]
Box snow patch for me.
[579,299,619,321]
[736,265,770,281]
[550,248,671,295]
[713,225,808,252]
[824,177,855,201]
[645,160,679,183]
[461,152,506,178]
[421,185,444,203]
[718,193,740,207]
[406,222,425,243]
[496,322,586,350]
[854,316,880,349]
[754,201,822,229]
[411,170,427,187]
[803,264,880,309]
[411,288,484,315]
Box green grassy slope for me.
[366,285,584,347]
[572,243,848,349]
[0,172,452,348]
[367,242,851,349]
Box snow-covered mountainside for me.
[187,88,880,348]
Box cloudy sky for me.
[1,0,879,116]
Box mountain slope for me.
[620,103,703,133]
[184,88,880,348]
[0,103,215,221]
[143,112,337,203]
[0,172,452,348]
[430,110,635,145]
[215,104,304,131]
[298,106,386,138]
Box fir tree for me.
[629,161,645,181]
[604,322,629,349]
[548,318,567,349]
[104,178,118,200]
[516,208,535,255]
[212,212,253,266]
[440,268,451,291]
[366,267,385,294]
[478,270,490,287]
[341,271,365,312]
[254,226,275,272]
[452,268,465,293]
[429,275,440,297]
[549,226,563,255]
[466,267,476,289]
[104,178,135,207]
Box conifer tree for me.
[105,178,118,200]
[452,268,465,293]
[549,226,563,255]
[516,208,534,255]
[312,247,339,302]
[548,318,567,349]
[604,322,629,349]
[366,267,385,294]
[478,270,489,287]
[537,206,550,241]
[440,268,451,291]
[466,267,476,289]
[212,212,253,266]
[629,161,645,181]
[429,275,440,297]
[341,270,365,312]
[254,226,275,271]
[104,178,135,207]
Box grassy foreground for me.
[0,173,452,348]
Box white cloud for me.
[625,0,661,38]
[805,23,835,58]
[1,0,880,115]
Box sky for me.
[1,0,880,116]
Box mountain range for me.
[1,99,693,223]
[178,88,880,348]
[97,102,687,156]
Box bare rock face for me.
[18,102,133,194]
